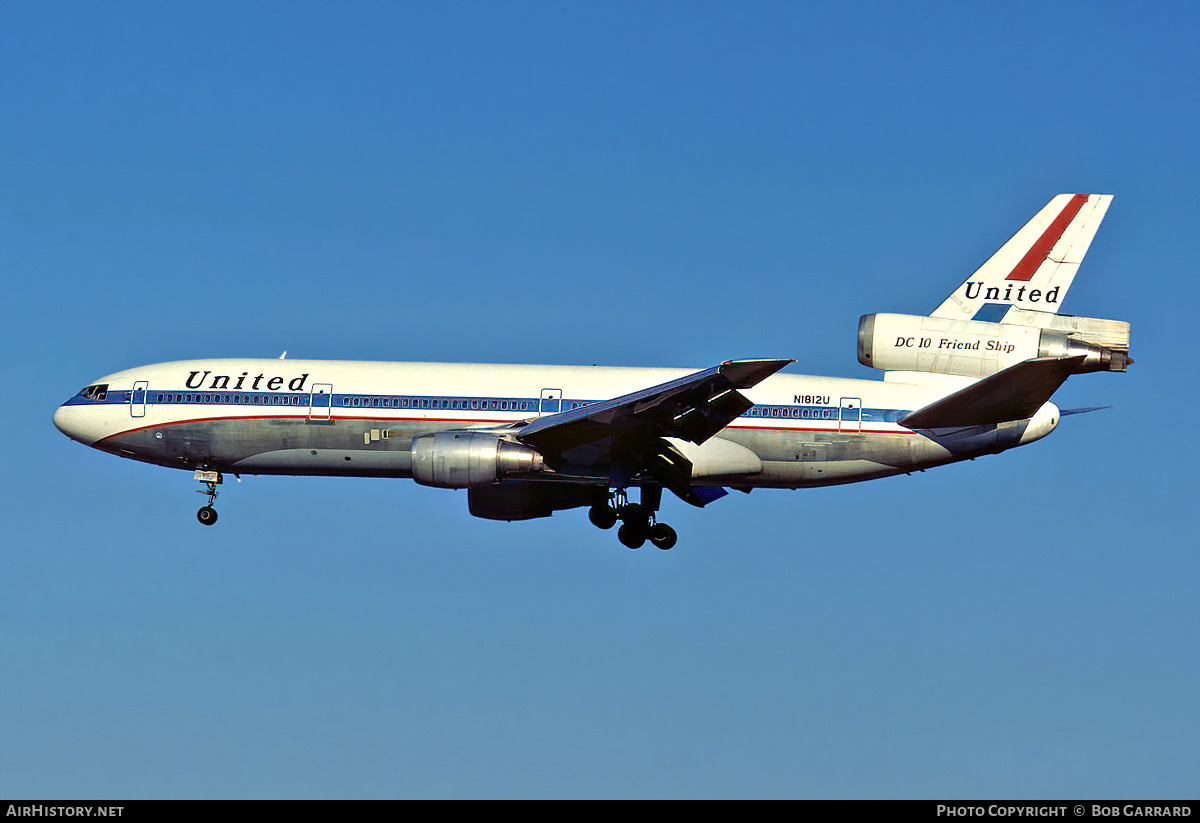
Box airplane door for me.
[539,388,562,417]
[130,381,148,418]
[309,383,333,420]
[839,397,862,432]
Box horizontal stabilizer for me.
[1060,405,1111,417]
[900,356,1084,428]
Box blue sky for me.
[2,1,1197,799]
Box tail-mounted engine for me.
[410,431,545,488]
[857,309,1130,378]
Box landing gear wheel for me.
[197,506,218,526]
[618,503,649,528]
[618,523,646,549]
[649,523,677,550]
[588,504,618,530]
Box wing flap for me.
[899,355,1085,428]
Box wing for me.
[517,359,791,499]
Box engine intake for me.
[410,431,545,488]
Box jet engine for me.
[410,431,545,488]
[857,312,1130,378]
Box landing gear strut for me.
[195,470,222,526]
[589,486,678,550]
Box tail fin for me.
[931,194,1113,321]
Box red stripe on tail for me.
[1005,193,1090,281]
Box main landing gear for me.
[588,487,678,550]
[195,470,222,526]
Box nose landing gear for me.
[194,470,222,526]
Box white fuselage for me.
[53,358,1057,490]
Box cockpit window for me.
[78,384,108,401]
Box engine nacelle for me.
[468,481,603,521]
[858,313,1130,378]
[410,431,545,488]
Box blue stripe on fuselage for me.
[64,388,913,428]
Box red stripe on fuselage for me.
[1005,193,1090,282]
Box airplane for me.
[53,194,1130,550]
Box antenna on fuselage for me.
[279,351,287,359]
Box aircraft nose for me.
[53,403,95,445]
[53,404,71,436]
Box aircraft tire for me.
[618,523,646,549]
[197,506,218,526]
[649,523,677,550]
[589,504,618,530]
[618,503,649,527]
